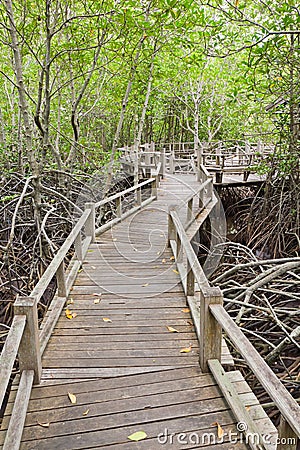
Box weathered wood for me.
[31,208,91,303]
[210,303,300,436]
[277,416,298,450]
[208,359,268,450]
[2,370,34,450]
[0,315,26,408]
[169,210,209,289]
[115,196,122,218]
[186,260,195,296]
[95,177,155,208]
[74,233,83,263]
[14,297,42,384]
[85,203,96,243]
[200,288,223,372]
[56,261,67,297]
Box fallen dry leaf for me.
[103,317,112,323]
[94,298,100,304]
[161,258,166,264]
[211,422,224,439]
[93,293,102,297]
[172,269,179,275]
[167,326,179,333]
[180,345,192,353]
[170,256,175,261]
[65,309,77,320]
[37,421,50,428]
[83,408,90,416]
[182,308,190,313]
[128,431,147,442]
[142,283,149,287]
[66,298,74,305]
[68,392,77,404]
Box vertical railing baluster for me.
[14,296,41,384]
[85,202,95,243]
[56,261,67,298]
[199,287,223,372]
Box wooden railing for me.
[167,167,300,449]
[0,169,162,450]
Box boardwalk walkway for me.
[1,175,276,449]
[1,146,299,450]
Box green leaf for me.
[128,431,147,441]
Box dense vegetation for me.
[0,0,299,427]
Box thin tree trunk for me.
[104,33,147,195]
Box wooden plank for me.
[2,370,34,450]
[210,304,300,437]
[42,356,199,368]
[209,359,268,450]
[0,314,26,408]
[6,411,240,449]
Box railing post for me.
[14,297,41,384]
[168,205,176,247]
[186,197,193,226]
[56,261,67,297]
[199,287,223,372]
[277,416,298,450]
[186,260,195,296]
[199,187,205,208]
[196,148,203,181]
[160,147,166,178]
[116,196,122,218]
[74,233,83,263]
[136,187,142,206]
[85,202,96,243]
[169,154,174,174]
[151,175,158,198]
[207,177,213,201]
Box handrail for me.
[0,315,26,407]
[210,303,300,437]
[31,208,91,304]
[0,147,162,450]
[95,177,155,208]
[167,163,300,447]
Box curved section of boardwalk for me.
[1,175,275,449]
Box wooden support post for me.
[151,175,158,198]
[169,154,174,174]
[175,232,182,263]
[160,148,166,178]
[136,187,142,206]
[85,202,95,243]
[56,261,67,297]
[277,416,298,450]
[207,177,213,201]
[215,171,222,184]
[74,233,83,263]
[187,197,193,224]
[196,148,202,181]
[186,260,195,296]
[116,196,122,218]
[199,187,204,208]
[199,287,223,372]
[14,297,41,384]
[168,206,176,247]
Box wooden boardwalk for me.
[1,175,277,449]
